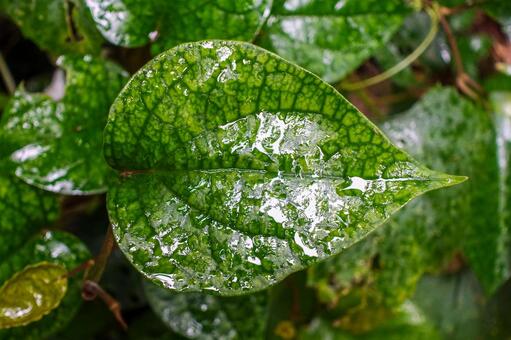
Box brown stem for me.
[82,280,128,330]
[0,52,15,95]
[85,224,115,283]
[438,9,484,99]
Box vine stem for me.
[438,4,484,99]
[340,6,439,91]
[81,225,127,330]
[0,52,15,95]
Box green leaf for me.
[308,86,502,308]
[0,173,59,260]
[83,0,272,51]
[1,0,103,55]
[144,282,268,339]
[0,55,128,195]
[412,271,485,340]
[0,262,68,329]
[104,40,463,295]
[0,231,90,340]
[257,0,411,83]
[298,302,440,340]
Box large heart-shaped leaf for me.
[0,0,102,55]
[0,262,68,329]
[308,87,505,310]
[257,0,411,83]
[0,55,128,195]
[83,0,272,51]
[104,40,463,295]
[144,282,268,339]
[0,231,90,339]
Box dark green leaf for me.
[0,262,67,329]
[1,55,128,195]
[83,0,272,51]
[0,172,59,260]
[144,282,268,339]
[1,0,103,55]
[104,41,462,295]
[0,231,90,340]
[257,0,411,83]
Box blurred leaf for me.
[298,302,440,340]
[83,0,272,51]
[0,55,127,195]
[412,271,485,340]
[144,282,268,339]
[258,0,411,82]
[0,231,90,340]
[0,262,67,329]
[0,0,103,55]
[104,40,462,295]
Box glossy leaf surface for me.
[308,87,504,310]
[0,263,67,329]
[83,0,272,50]
[0,55,128,195]
[0,0,102,54]
[144,282,268,339]
[104,41,462,295]
[0,231,90,339]
[258,0,410,83]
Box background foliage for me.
[1,0,511,339]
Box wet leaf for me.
[0,0,102,55]
[104,41,463,295]
[0,262,67,329]
[257,0,411,83]
[0,231,90,339]
[308,86,504,309]
[0,55,128,195]
[144,282,268,339]
[83,0,272,51]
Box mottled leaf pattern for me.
[144,282,268,339]
[258,0,411,82]
[0,55,128,195]
[0,231,90,340]
[0,263,67,329]
[104,41,462,295]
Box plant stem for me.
[86,224,115,283]
[340,7,439,91]
[0,52,15,95]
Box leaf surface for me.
[144,282,268,339]
[0,262,67,329]
[257,0,411,82]
[0,55,128,195]
[104,41,463,295]
[0,231,90,339]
